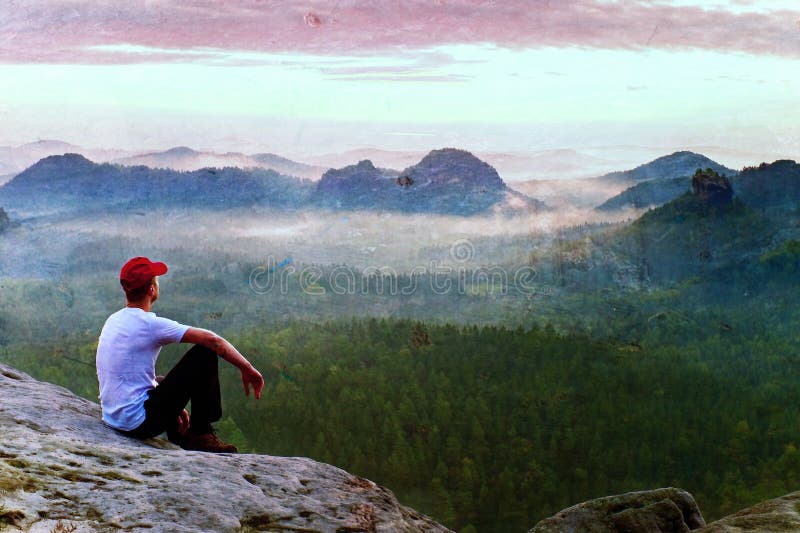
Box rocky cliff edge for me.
[0,363,451,533]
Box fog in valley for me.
[2,201,644,277]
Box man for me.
[96,256,264,453]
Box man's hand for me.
[242,365,265,399]
[177,409,190,435]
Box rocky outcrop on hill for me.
[607,165,773,284]
[0,363,450,532]
[590,152,737,211]
[529,488,706,533]
[691,169,733,206]
[530,487,800,533]
[598,156,800,217]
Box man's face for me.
[151,276,160,303]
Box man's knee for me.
[186,344,218,366]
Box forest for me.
[3,273,800,532]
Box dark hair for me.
[124,277,154,301]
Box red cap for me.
[120,256,168,291]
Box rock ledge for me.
[0,363,450,533]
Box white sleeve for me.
[150,315,191,346]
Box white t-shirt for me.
[96,307,190,431]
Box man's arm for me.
[180,327,265,399]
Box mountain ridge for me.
[114,147,328,181]
[732,159,800,212]
[598,158,800,213]
[2,149,548,217]
[312,148,547,216]
[593,151,737,211]
[510,151,739,210]
[0,154,314,213]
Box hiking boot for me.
[166,428,183,446]
[180,431,238,453]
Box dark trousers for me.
[122,344,221,440]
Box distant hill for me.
[114,147,326,180]
[597,158,800,214]
[0,150,547,217]
[114,146,251,171]
[0,141,329,181]
[731,160,800,212]
[311,148,547,216]
[593,152,738,210]
[0,140,131,175]
[597,151,736,185]
[309,147,615,182]
[313,160,402,210]
[607,170,772,284]
[596,161,800,282]
[250,153,328,180]
[0,154,315,213]
[510,151,738,211]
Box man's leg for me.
[127,344,235,452]
[147,344,223,436]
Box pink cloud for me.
[0,0,798,64]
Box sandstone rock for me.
[691,169,733,206]
[0,363,451,533]
[529,487,706,533]
[697,491,800,532]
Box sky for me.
[0,0,799,164]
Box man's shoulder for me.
[101,307,126,326]
[102,307,149,330]
[102,307,188,335]
[105,307,141,320]
[148,311,183,324]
